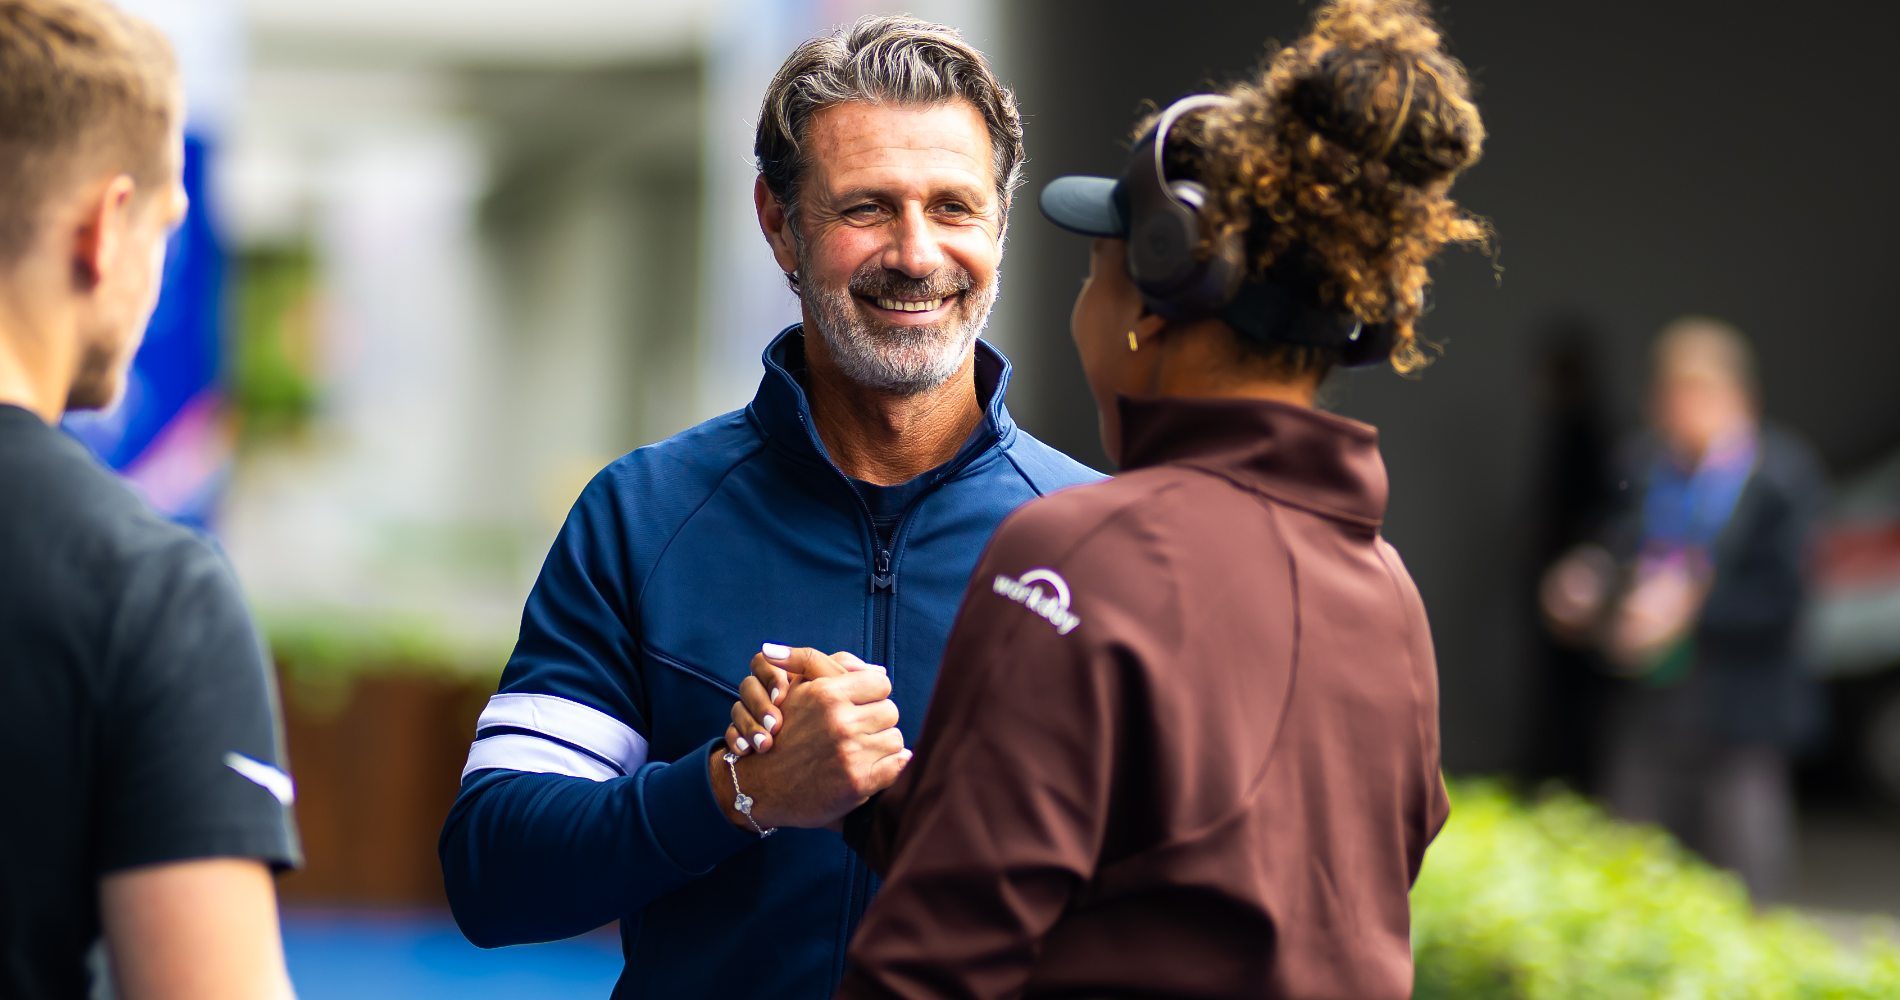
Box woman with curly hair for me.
[726,1,1487,994]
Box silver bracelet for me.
[722,750,776,838]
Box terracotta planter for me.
[277,668,491,907]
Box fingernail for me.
[762,642,791,660]
[848,661,886,672]
[770,687,781,702]
[752,733,769,750]
[763,715,778,731]
[898,749,913,760]
[735,741,749,755]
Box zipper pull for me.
[873,549,894,591]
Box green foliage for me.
[1413,781,1900,999]
[230,246,321,440]
[265,611,506,682]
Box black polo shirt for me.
[0,404,299,999]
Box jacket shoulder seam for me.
[630,439,768,612]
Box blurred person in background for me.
[436,15,1097,997]
[0,1,300,997]
[727,1,1483,994]
[1543,316,1827,900]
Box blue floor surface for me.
[283,910,621,999]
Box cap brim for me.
[1038,175,1126,238]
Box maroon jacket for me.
[841,395,1449,999]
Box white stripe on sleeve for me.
[461,733,620,781]
[474,692,650,774]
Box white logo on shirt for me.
[224,752,295,806]
[992,568,1082,636]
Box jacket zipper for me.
[794,410,942,980]
[796,410,979,970]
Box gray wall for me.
[994,0,1900,771]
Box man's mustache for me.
[847,265,973,302]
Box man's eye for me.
[845,204,884,219]
[938,202,971,215]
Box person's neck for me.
[801,331,985,487]
[0,289,70,424]
[1150,322,1320,409]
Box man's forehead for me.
[806,99,994,193]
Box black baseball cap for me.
[1038,174,1129,239]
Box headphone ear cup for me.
[1154,181,1243,317]
[1129,203,1199,301]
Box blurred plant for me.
[1414,780,1900,998]
[266,610,507,686]
[230,246,322,441]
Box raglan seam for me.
[631,439,768,612]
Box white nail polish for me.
[762,642,791,659]
[770,687,781,702]
[763,715,778,731]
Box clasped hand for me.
[714,645,910,831]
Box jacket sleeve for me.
[1698,439,1828,643]
[438,469,757,948]
[841,523,1128,1000]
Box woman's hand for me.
[724,645,877,756]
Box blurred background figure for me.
[1543,316,1827,900]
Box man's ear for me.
[753,175,801,276]
[71,174,137,290]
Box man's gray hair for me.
[754,15,1025,230]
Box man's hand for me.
[709,645,909,832]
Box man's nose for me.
[882,203,945,279]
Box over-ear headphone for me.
[1120,94,1397,369]
[1122,94,1245,320]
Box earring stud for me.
[1127,330,1139,351]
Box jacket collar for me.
[1116,394,1389,530]
[748,324,1019,476]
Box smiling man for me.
[438,16,1097,998]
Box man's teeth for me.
[875,296,946,313]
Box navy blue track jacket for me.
[439,326,1099,998]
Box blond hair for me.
[0,0,178,265]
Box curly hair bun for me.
[1182,0,1490,374]
[1285,0,1484,183]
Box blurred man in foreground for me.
[1544,317,1825,899]
[437,15,1096,996]
[0,1,300,997]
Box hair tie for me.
[1373,60,1416,160]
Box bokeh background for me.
[77,0,1900,995]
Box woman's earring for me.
[1127,330,1140,352]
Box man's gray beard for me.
[803,266,999,397]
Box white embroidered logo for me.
[992,568,1082,636]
